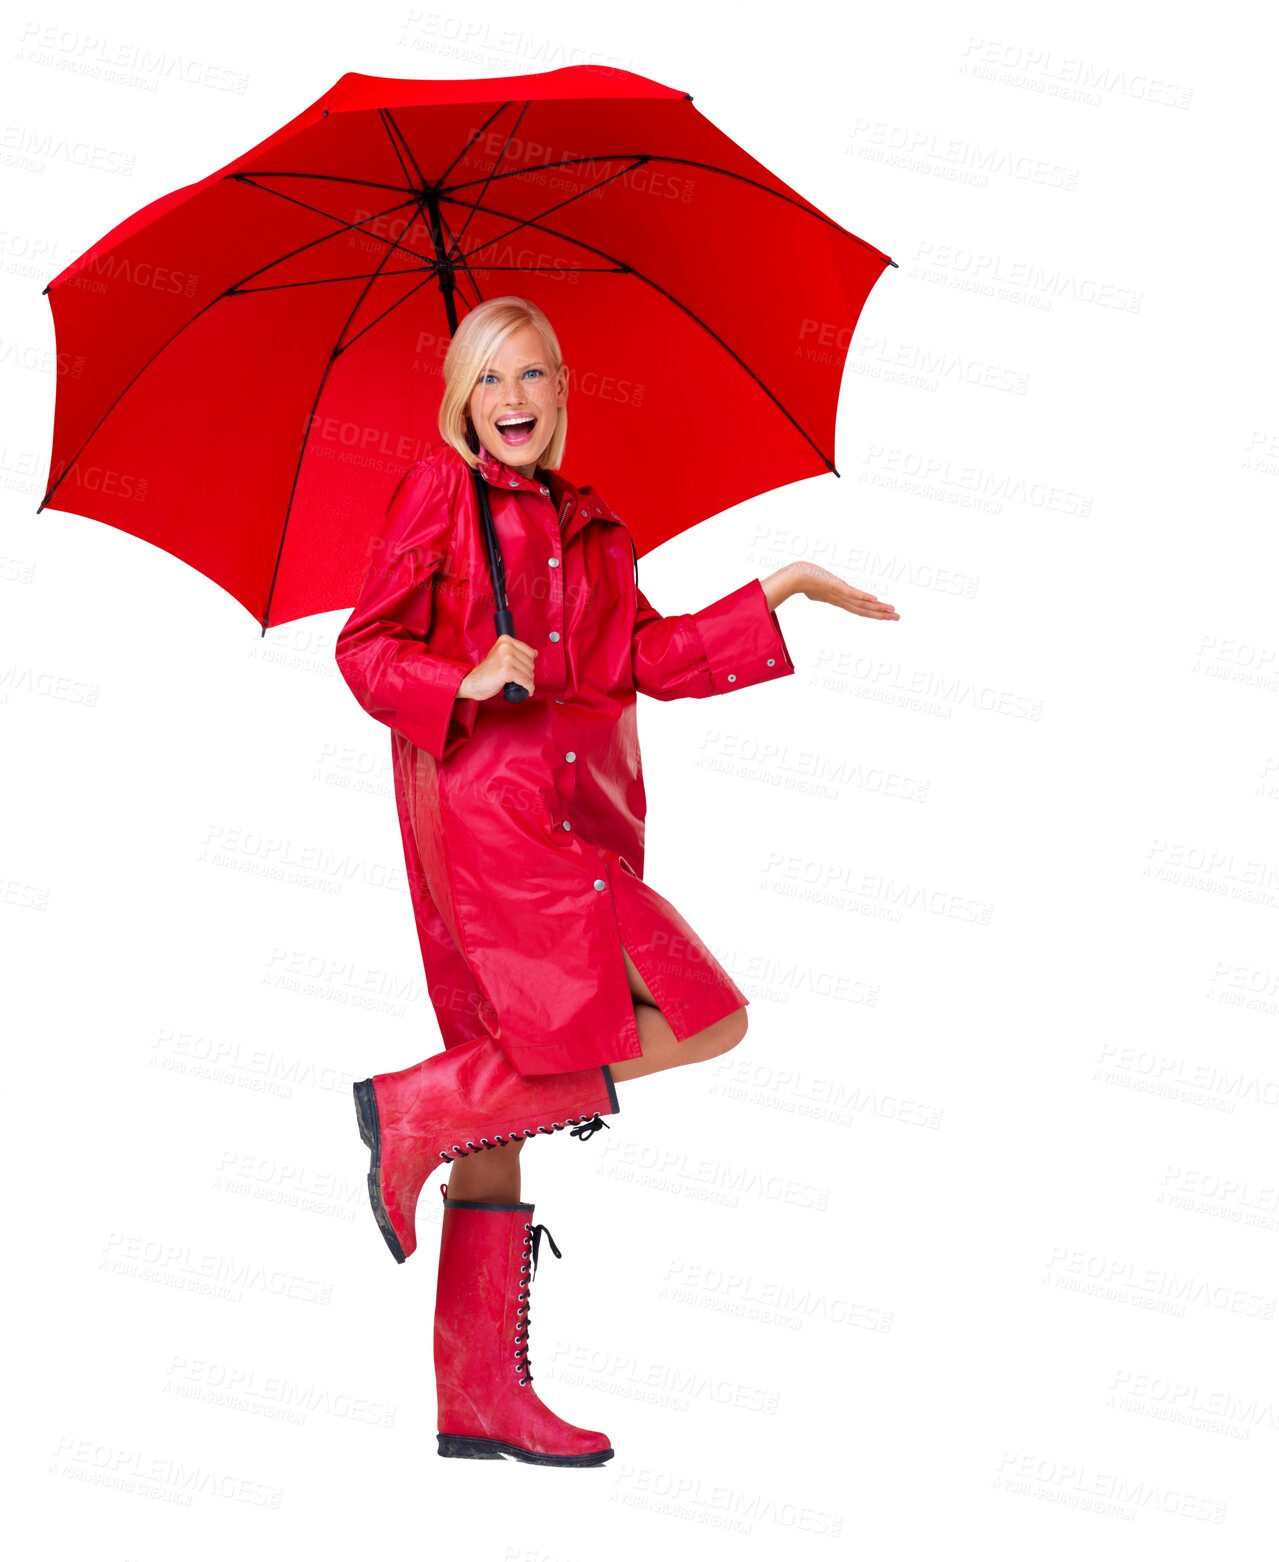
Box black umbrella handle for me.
[493,606,526,702]
[467,432,529,704]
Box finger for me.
[498,636,539,658]
[501,653,538,682]
[491,637,536,666]
[815,583,885,611]
[496,656,536,692]
[830,588,893,614]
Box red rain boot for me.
[353,1035,620,1263]
[434,1187,613,1465]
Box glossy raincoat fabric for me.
[335,439,795,1076]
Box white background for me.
[4,0,1277,1554]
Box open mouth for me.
[495,415,538,447]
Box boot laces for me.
[514,1220,562,1387]
[440,1111,610,1161]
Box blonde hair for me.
[437,296,567,472]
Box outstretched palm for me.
[764,562,900,621]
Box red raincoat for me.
[335,439,795,1076]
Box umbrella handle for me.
[467,435,529,705]
[494,605,528,703]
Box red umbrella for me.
[39,65,894,634]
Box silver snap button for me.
[593,879,606,891]
[727,672,737,682]
[766,658,775,667]
[539,484,549,495]
[579,507,588,517]
[562,820,572,831]
[565,751,576,762]
[554,698,565,705]
[549,631,560,642]
[548,557,560,568]
[508,479,519,487]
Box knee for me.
[711,1005,748,1055]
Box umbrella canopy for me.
[40,65,894,632]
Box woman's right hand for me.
[458,635,539,701]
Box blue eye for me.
[479,368,543,384]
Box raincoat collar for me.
[473,442,612,546]
[475,441,556,496]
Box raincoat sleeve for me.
[631,576,796,701]
[334,459,480,762]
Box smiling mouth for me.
[496,415,538,447]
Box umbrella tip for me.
[888,258,898,268]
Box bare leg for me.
[444,1135,525,1203]
[608,945,747,1084]
[444,947,744,1198]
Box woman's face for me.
[468,323,567,476]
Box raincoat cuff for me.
[389,654,481,762]
[687,578,795,694]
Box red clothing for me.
[335,439,795,1075]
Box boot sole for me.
[353,1079,407,1265]
[437,1432,614,1466]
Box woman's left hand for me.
[761,561,900,620]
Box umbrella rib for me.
[336,257,628,361]
[37,190,431,511]
[432,99,515,190]
[441,193,840,472]
[448,157,652,266]
[228,177,437,279]
[334,195,512,360]
[443,154,889,258]
[260,195,434,632]
[377,107,418,189]
[438,206,486,311]
[379,107,434,189]
[444,101,530,267]
[224,169,419,195]
[339,266,444,355]
[429,263,627,273]
[234,265,439,293]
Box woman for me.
[335,297,899,1467]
